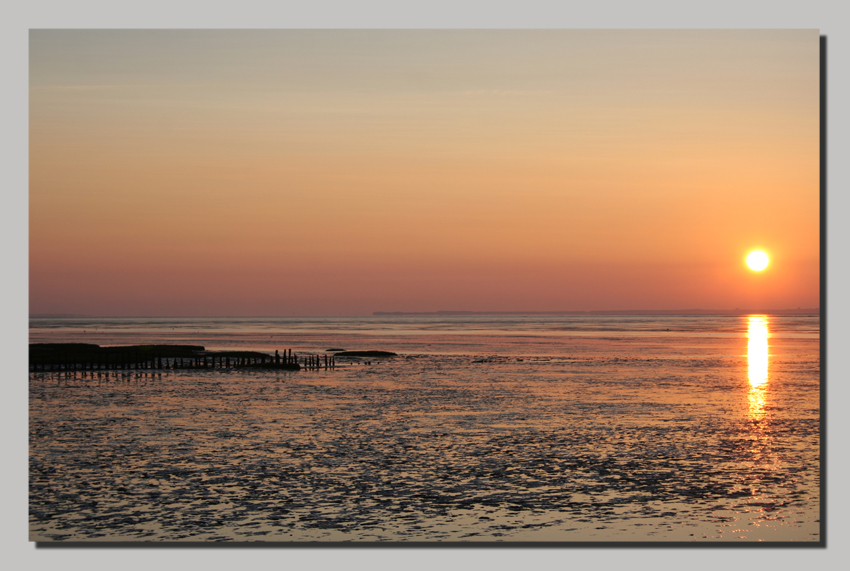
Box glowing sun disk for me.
[747,250,769,271]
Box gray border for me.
[6,1,848,570]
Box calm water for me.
[29,315,821,542]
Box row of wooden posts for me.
[302,354,336,371]
[30,350,336,372]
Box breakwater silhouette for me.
[27,343,347,372]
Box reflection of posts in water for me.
[747,315,769,419]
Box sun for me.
[746,250,769,271]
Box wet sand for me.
[29,328,820,542]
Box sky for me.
[29,30,820,317]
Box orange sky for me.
[29,30,820,316]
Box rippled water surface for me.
[29,315,820,542]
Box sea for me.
[28,314,821,542]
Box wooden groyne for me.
[26,344,342,373]
[300,353,337,371]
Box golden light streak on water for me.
[747,315,769,419]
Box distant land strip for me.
[373,309,820,316]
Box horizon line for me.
[29,308,821,319]
[373,308,820,316]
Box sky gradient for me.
[29,30,820,316]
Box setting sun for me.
[746,250,770,271]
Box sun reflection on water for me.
[747,315,769,419]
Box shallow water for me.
[29,315,820,542]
